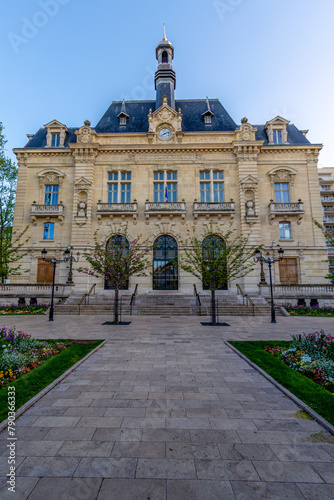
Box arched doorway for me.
[153,235,178,290]
[104,235,129,290]
[202,235,228,290]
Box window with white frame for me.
[43,223,54,240]
[107,172,132,203]
[153,171,177,202]
[44,185,59,205]
[272,130,282,144]
[200,171,224,203]
[279,222,292,239]
[274,183,290,203]
[51,134,60,147]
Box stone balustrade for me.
[96,202,138,223]
[269,200,304,224]
[30,203,64,225]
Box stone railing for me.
[269,199,304,224]
[30,203,64,225]
[96,202,138,223]
[96,202,137,213]
[193,201,235,212]
[0,284,71,296]
[144,201,186,224]
[273,284,334,296]
[145,201,186,212]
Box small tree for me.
[179,227,258,325]
[0,122,29,282]
[79,230,152,323]
[314,220,334,282]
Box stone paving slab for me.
[0,315,334,498]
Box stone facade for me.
[11,35,328,296]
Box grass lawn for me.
[229,340,334,427]
[0,339,104,423]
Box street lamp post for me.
[66,247,81,285]
[254,247,284,323]
[41,248,79,321]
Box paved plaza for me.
[1,314,334,499]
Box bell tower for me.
[155,26,176,110]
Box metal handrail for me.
[130,284,138,307]
[130,284,138,316]
[77,283,96,315]
[86,284,96,305]
[193,284,201,306]
[236,284,255,315]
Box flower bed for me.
[0,304,49,315]
[284,305,334,316]
[0,326,66,387]
[264,330,334,392]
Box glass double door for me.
[153,236,178,290]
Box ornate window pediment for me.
[267,167,297,185]
[38,169,65,189]
[265,116,289,145]
[44,120,68,148]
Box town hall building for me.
[11,32,328,298]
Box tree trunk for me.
[114,288,119,324]
[211,289,216,325]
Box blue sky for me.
[1,0,333,167]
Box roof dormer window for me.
[117,99,129,127]
[44,120,67,148]
[202,97,214,126]
[265,116,289,145]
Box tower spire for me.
[155,32,176,109]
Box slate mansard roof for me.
[24,98,311,148]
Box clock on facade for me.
[159,128,172,140]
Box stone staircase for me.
[54,290,280,317]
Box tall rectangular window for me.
[154,171,177,202]
[107,172,131,203]
[273,130,282,144]
[279,222,292,239]
[275,183,290,203]
[51,134,60,147]
[200,171,224,202]
[44,185,59,205]
[43,222,54,240]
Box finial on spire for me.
[163,23,167,40]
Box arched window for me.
[202,235,227,290]
[153,235,178,290]
[162,50,168,63]
[105,235,129,290]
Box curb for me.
[225,341,334,436]
[0,339,108,433]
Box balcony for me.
[321,196,334,203]
[144,201,186,224]
[193,200,235,221]
[323,206,334,214]
[324,216,334,223]
[30,202,64,225]
[269,199,305,224]
[96,201,138,223]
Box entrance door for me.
[37,259,54,283]
[279,258,298,284]
[153,235,178,290]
